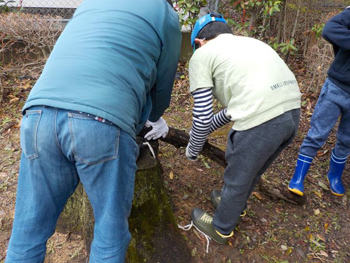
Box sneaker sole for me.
[191,209,228,245]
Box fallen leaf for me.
[314,208,320,215]
[316,234,325,242]
[9,98,19,103]
[191,248,197,257]
[342,195,347,206]
[308,233,313,240]
[13,123,21,128]
[324,222,329,231]
[314,190,322,198]
[22,82,32,90]
[169,171,174,180]
[193,229,202,240]
[307,98,312,111]
[316,150,329,157]
[318,181,329,191]
[286,247,293,255]
[181,194,189,200]
[253,191,265,200]
[319,251,328,257]
[296,248,306,258]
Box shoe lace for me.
[178,221,211,253]
[142,141,155,158]
[200,213,213,224]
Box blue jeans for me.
[6,106,139,263]
[300,78,350,158]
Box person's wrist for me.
[186,145,197,161]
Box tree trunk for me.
[277,0,286,44]
[291,1,300,40]
[303,0,311,57]
[57,138,191,263]
[248,10,257,36]
[285,0,300,62]
[283,0,288,43]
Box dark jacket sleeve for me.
[148,4,182,122]
[322,8,350,51]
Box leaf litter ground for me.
[0,60,350,263]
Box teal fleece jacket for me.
[23,0,182,138]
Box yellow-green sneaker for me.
[210,189,222,208]
[191,208,232,245]
[210,189,246,217]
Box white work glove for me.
[185,144,198,161]
[144,117,169,140]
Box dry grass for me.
[304,38,333,95]
[0,12,63,102]
[0,12,63,58]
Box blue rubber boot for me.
[328,151,347,196]
[288,154,313,196]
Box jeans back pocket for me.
[68,113,119,165]
[21,110,42,160]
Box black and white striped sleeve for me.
[187,88,213,157]
[209,108,231,133]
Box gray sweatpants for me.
[213,109,300,235]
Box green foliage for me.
[227,0,282,35]
[311,23,325,39]
[279,38,298,56]
[268,37,298,56]
[0,0,15,13]
[176,0,208,29]
[229,0,281,17]
[262,0,281,16]
[232,0,261,9]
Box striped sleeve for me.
[209,108,231,133]
[187,88,213,157]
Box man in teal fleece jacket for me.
[5,0,181,262]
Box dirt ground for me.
[1,59,350,263]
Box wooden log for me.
[144,127,306,205]
[139,127,227,167]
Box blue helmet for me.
[191,13,227,48]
